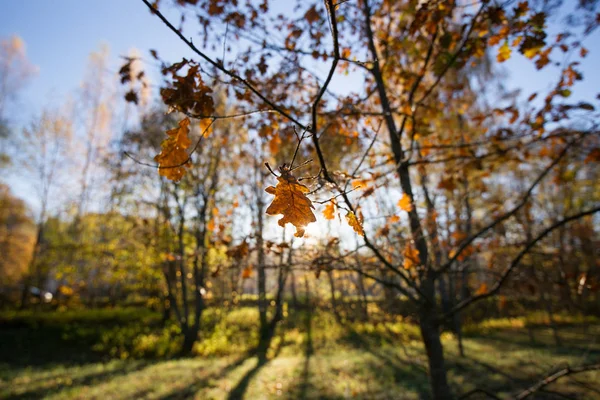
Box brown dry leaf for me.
[397,193,413,212]
[304,5,319,24]
[154,117,192,182]
[403,243,420,270]
[345,211,364,236]
[323,201,336,220]
[265,176,316,238]
[584,148,600,164]
[227,240,249,261]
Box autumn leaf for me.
[438,177,456,191]
[584,148,600,164]
[227,240,249,261]
[323,201,336,220]
[154,117,192,182]
[388,215,400,224]
[403,243,420,269]
[475,283,488,296]
[304,5,319,24]
[397,193,413,212]
[265,176,316,238]
[497,42,511,63]
[160,63,214,116]
[242,265,253,279]
[345,211,364,236]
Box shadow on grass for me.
[224,323,289,400]
[155,354,255,400]
[466,327,600,359]
[4,361,154,400]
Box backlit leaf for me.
[265,176,316,238]
[154,117,192,182]
[345,211,364,236]
[403,243,420,269]
[397,193,413,212]
[497,42,511,63]
[323,201,336,220]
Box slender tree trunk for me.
[327,269,342,322]
[419,281,452,400]
[290,271,298,309]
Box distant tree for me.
[0,35,37,166]
[0,184,35,303]
[17,109,72,306]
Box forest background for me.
[1,0,600,399]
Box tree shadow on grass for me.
[224,327,288,400]
[297,308,314,400]
[155,353,256,400]
[465,327,600,359]
[4,360,154,400]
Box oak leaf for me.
[345,211,364,236]
[154,117,192,182]
[265,176,316,238]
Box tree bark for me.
[419,301,453,400]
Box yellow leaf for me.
[154,117,192,182]
[265,176,316,237]
[352,179,369,189]
[523,46,541,59]
[323,201,336,220]
[345,211,364,236]
[397,193,413,212]
[207,219,216,232]
[403,243,420,269]
[497,42,511,63]
[200,118,213,136]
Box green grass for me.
[1,307,599,399]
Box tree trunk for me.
[327,269,342,322]
[419,305,452,400]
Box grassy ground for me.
[0,307,599,399]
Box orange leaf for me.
[345,211,364,236]
[265,175,316,238]
[268,134,281,154]
[475,283,488,296]
[403,243,420,269]
[397,193,413,212]
[242,265,253,279]
[154,117,192,182]
[323,201,336,220]
[584,148,600,164]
